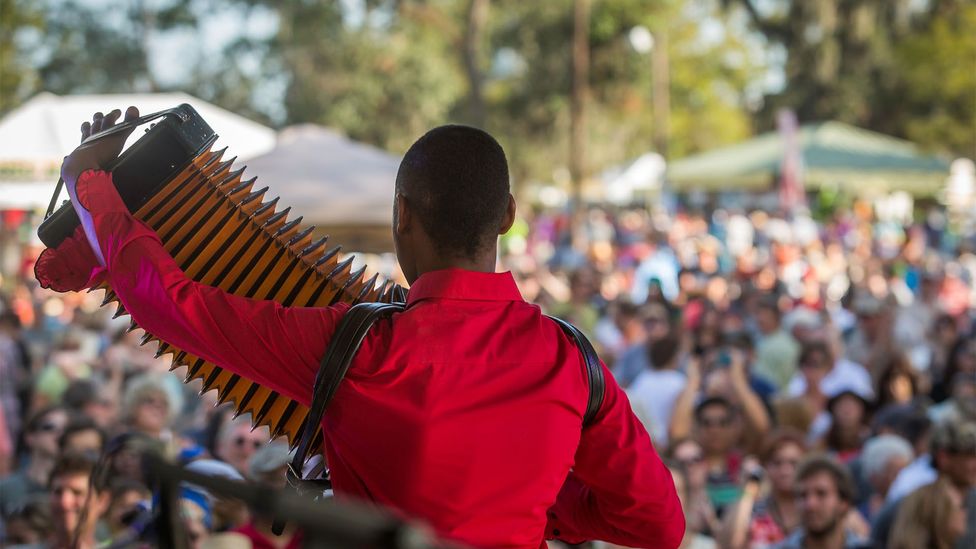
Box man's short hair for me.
[648,334,680,370]
[796,454,856,503]
[48,451,100,490]
[931,418,976,456]
[694,396,736,422]
[396,125,510,258]
[62,380,99,411]
[58,417,107,454]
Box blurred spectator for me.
[58,417,107,458]
[0,310,30,467]
[753,296,800,390]
[232,442,304,548]
[665,461,717,549]
[184,459,249,533]
[874,418,976,547]
[121,373,182,442]
[846,294,895,375]
[857,434,913,520]
[774,341,833,440]
[2,497,51,547]
[181,483,213,549]
[47,451,110,549]
[627,333,686,446]
[686,397,744,515]
[103,478,150,541]
[875,353,923,410]
[774,455,868,548]
[889,477,969,549]
[932,336,976,406]
[821,388,873,463]
[929,372,976,424]
[668,438,720,538]
[62,379,118,431]
[214,414,268,477]
[613,301,674,387]
[31,333,93,409]
[0,406,67,517]
[721,429,806,548]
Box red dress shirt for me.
[36,170,683,548]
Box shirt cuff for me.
[34,225,107,292]
[74,169,129,215]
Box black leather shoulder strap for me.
[289,301,405,484]
[546,315,606,427]
[289,304,605,484]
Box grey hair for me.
[122,373,183,424]
[861,434,914,480]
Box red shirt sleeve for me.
[72,169,344,407]
[546,362,685,548]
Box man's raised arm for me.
[44,108,345,406]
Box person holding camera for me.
[720,430,806,549]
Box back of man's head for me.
[396,125,510,259]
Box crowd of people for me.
[0,196,974,548]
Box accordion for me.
[38,104,405,453]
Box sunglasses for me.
[234,436,263,450]
[35,422,63,433]
[700,417,732,428]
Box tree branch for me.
[732,0,789,42]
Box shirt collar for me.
[406,268,524,306]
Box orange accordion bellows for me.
[38,105,404,453]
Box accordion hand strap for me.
[46,107,193,220]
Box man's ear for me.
[498,193,517,235]
[395,193,411,235]
[95,490,112,516]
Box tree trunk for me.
[652,28,670,159]
[462,0,489,128]
[570,0,590,216]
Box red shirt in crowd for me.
[36,170,683,548]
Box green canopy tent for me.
[667,121,951,196]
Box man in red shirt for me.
[40,107,683,548]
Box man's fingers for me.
[124,106,139,121]
[103,109,122,130]
[91,112,104,133]
[80,121,91,142]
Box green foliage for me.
[3,0,969,187]
[732,0,974,157]
[888,4,976,157]
[0,0,42,115]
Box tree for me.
[0,0,42,115]
[886,3,976,157]
[727,0,973,156]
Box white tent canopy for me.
[244,124,400,227]
[600,152,666,204]
[0,92,275,208]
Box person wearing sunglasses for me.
[0,405,68,517]
[215,414,269,477]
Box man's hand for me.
[60,107,140,187]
